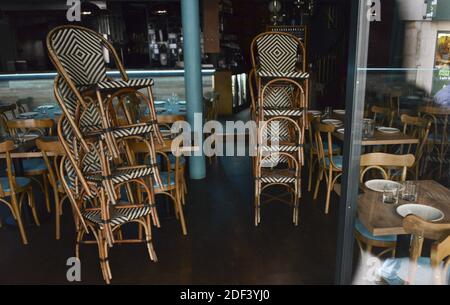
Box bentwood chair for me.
[0,104,17,135]
[306,112,340,192]
[372,105,395,128]
[312,119,342,214]
[47,25,163,159]
[59,156,158,284]
[400,114,432,179]
[36,137,67,240]
[0,140,40,245]
[7,118,54,213]
[15,98,33,114]
[255,116,303,226]
[357,153,415,258]
[418,105,450,179]
[377,215,450,285]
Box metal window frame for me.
[334,0,370,285]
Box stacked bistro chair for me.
[251,31,308,226]
[255,117,303,226]
[46,25,169,283]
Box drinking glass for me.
[324,106,332,118]
[383,185,399,204]
[362,118,375,139]
[167,93,179,113]
[401,181,418,202]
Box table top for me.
[333,130,419,146]
[357,180,450,236]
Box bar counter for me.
[0,68,215,108]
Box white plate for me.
[377,127,400,134]
[154,101,166,105]
[337,128,345,134]
[178,100,187,105]
[308,110,321,115]
[333,109,346,115]
[322,119,343,126]
[396,204,444,222]
[19,112,38,117]
[365,179,403,193]
[37,105,55,109]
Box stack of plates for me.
[337,128,345,134]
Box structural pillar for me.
[181,0,206,179]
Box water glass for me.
[401,181,418,202]
[362,118,375,139]
[324,106,332,118]
[167,93,179,113]
[382,185,399,204]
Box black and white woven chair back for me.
[48,26,107,86]
[253,32,308,79]
[256,33,297,74]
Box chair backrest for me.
[402,215,450,285]
[0,140,17,198]
[359,153,415,182]
[312,118,339,169]
[418,105,450,147]
[371,105,394,127]
[400,114,431,172]
[6,118,54,137]
[251,31,306,74]
[36,138,66,192]
[260,78,304,109]
[16,97,33,114]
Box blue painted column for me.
[181,0,206,179]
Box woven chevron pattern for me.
[85,165,155,185]
[51,28,107,85]
[262,120,291,142]
[96,79,154,90]
[262,85,295,108]
[260,144,301,152]
[83,205,152,229]
[256,34,298,73]
[263,108,304,117]
[259,168,297,184]
[258,70,309,79]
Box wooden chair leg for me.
[175,190,187,236]
[143,215,158,262]
[324,168,333,214]
[313,167,323,200]
[11,198,28,245]
[43,174,51,213]
[55,191,61,240]
[307,154,313,192]
[27,189,40,226]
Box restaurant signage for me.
[432,31,450,94]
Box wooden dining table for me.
[333,129,419,146]
[357,180,450,237]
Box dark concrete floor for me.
[0,153,339,284]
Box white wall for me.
[402,20,450,93]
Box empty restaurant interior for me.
[0,0,449,286]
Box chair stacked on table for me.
[250,32,309,226]
[46,25,167,283]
